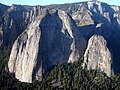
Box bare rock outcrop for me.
[72,3,94,26]
[8,10,86,83]
[83,35,112,77]
[0,4,43,47]
[8,19,42,83]
[5,1,120,83]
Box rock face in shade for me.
[0,4,43,47]
[8,10,86,83]
[83,35,112,77]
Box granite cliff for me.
[8,10,86,83]
[83,35,112,77]
[0,1,119,83]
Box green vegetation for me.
[0,47,120,90]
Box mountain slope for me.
[8,10,86,83]
[0,1,119,83]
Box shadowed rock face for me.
[8,10,86,83]
[0,4,43,47]
[83,35,112,77]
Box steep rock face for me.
[0,4,9,47]
[8,19,42,83]
[0,5,43,48]
[0,3,9,17]
[83,35,112,77]
[45,2,94,26]
[0,5,28,46]
[8,10,86,83]
[72,3,94,26]
[4,1,120,83]
[24,6,43,23]
[77,2,120,73]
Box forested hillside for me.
[0,47,120,89]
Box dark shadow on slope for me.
[2,5,28,47]
[32,10,73,80]
[78,24,95,40]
